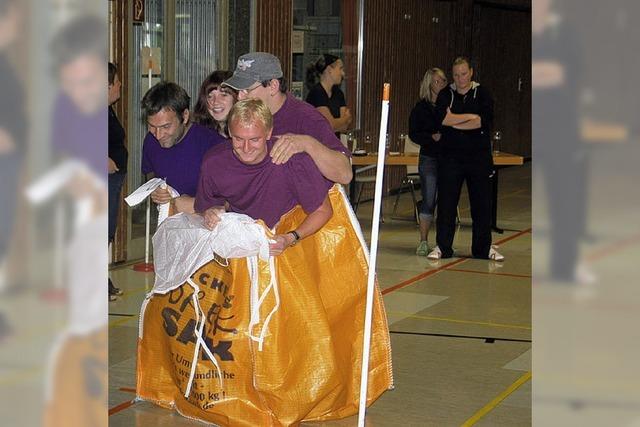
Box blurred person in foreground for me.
[305,53,352,134]
[142,81,226,214]
[409,67,447,256]
[0,0,26,338]
[223,52,353,184]
[108,62,127,300]
[192,70,237,138]
[43,13,109,427]
[533,0,593,284]
[428,57,503,261]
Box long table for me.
[351,151,523,166]
[350,151,525,233]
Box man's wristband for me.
[288,230,300,246]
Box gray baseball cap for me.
[224,52,283,90]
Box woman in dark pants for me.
[428,57,503,261]
[409,67,448,256]
[108,62,127,300]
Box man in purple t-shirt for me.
[141,81,226,213]
[223,52,352,185]
[195,99,333,255]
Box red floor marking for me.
[446,268,531,279]
[585,232,640,263]
[381,258,466,295]
[381,228,532,296]
[109,399,137,416]
[494,228,532,246]
[119,387,136,394]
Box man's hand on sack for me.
[269,233,296,256]
[202,206,226,230]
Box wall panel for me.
[255,0,293,84]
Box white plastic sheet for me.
[151,212,271,294]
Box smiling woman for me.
[193,70,236,138]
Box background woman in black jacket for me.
[409,67,447,256]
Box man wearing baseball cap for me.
[223,52,352,185]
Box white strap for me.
[184,279,223,398]
[247,255,280,351]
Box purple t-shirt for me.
[273,94,351,158]
[194,140,333,228]
[52,94,106,176]
[141,123,226,196]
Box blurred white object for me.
[25,159,101,204]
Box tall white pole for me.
[143,63,153,265]
[357,83,391,426]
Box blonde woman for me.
[409,68,447,255]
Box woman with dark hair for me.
[305,54,352,133]
[193,70,236,138]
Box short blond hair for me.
[228,98,273,133]
[419,68,447,104]
[452,56,472,69]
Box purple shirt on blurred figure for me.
[52,94,107,176]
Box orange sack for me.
[136,185,393,426]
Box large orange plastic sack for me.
[136,185,393,426]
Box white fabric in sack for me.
[151,212,271,294]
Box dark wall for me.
[252,0,531,191]
[359,0,531,156]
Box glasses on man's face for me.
[240,83,263,96]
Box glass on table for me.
[492,130,502,154]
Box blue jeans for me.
[418,154,438,221]
[108,172,126,243]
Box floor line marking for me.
[390,330,531,343]
[382,228,531,296]
[494,228,532,245]
[585,232,640,263]
[109,398,137,416]
[387,311,531,330]
[446,268,531,279]
[381,258,467,295]
[461,371,532,426]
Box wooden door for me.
[471,2,531,157]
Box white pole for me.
[357,83,391,426]
[54,197,64,289]
[143,61,153,265]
